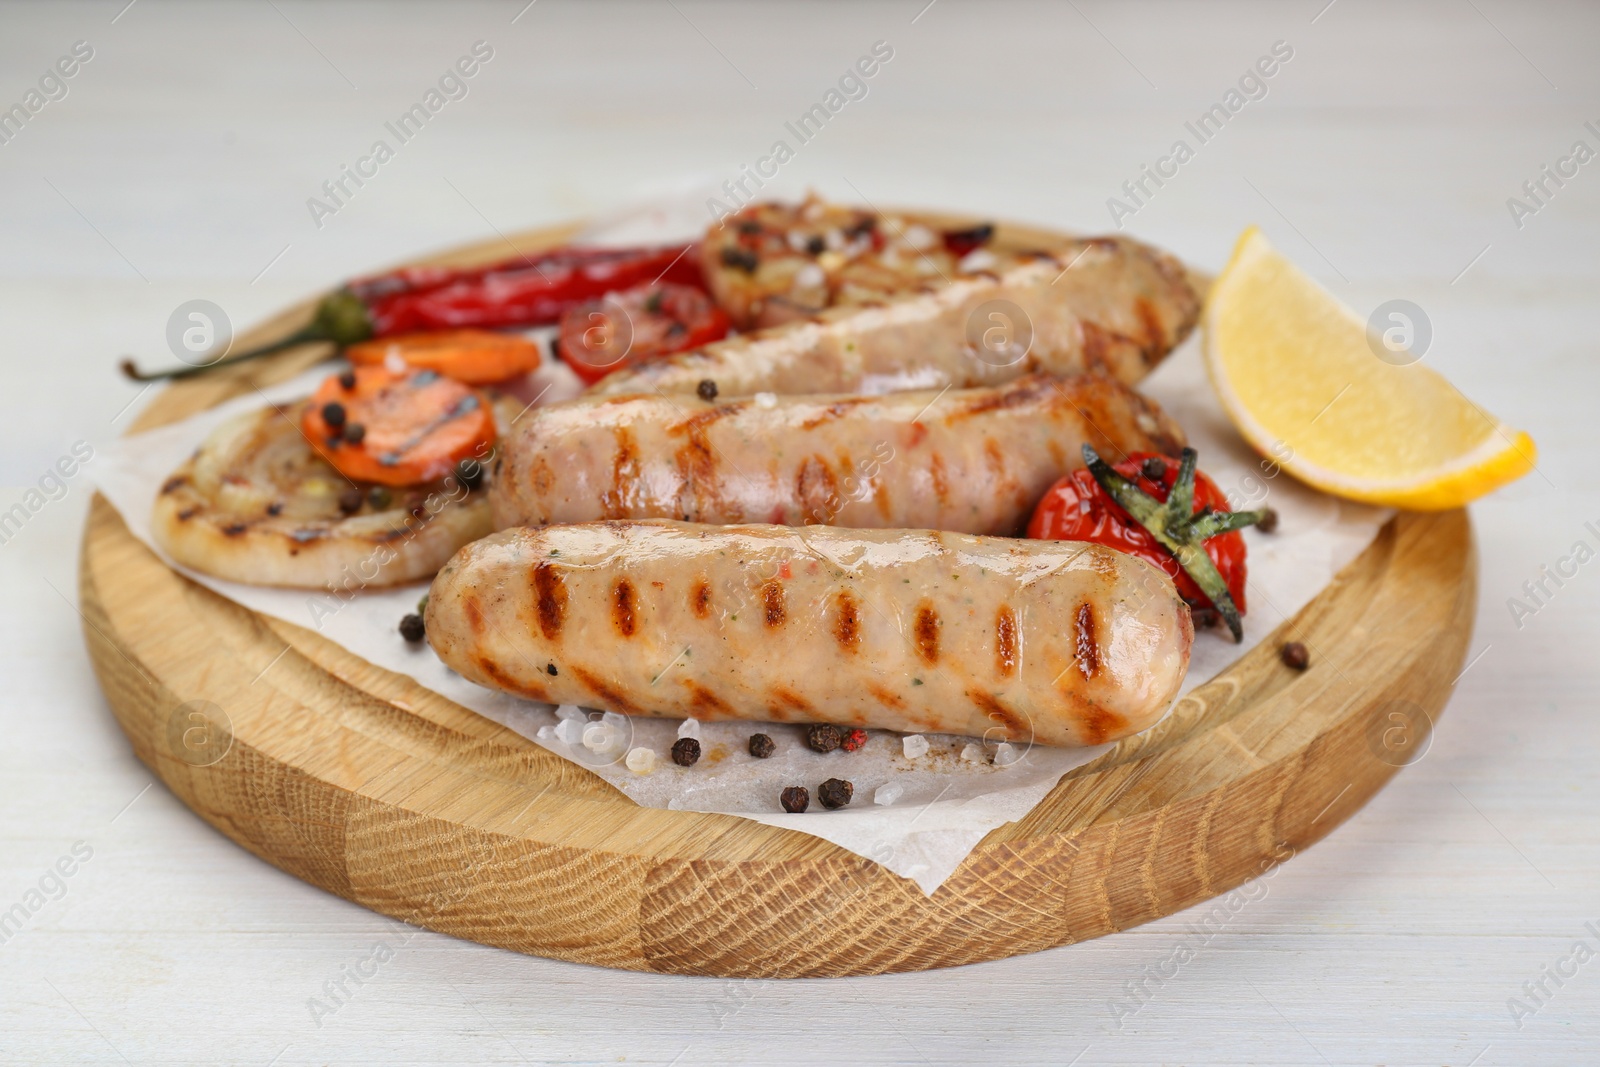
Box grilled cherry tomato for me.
[303,365,495,487]
[556,282,732,385]
[1027,451,1248,612]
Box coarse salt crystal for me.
[902,734,929,759]
[993,742,1021,768]
[754,392,777,409]
[677,718,702,740]
[602,710,628,729]
[874,782,905,806]
[794,263,825,289]
[555,705,585,722]
[553,717,583,745]
[535,725,554,741]
[959,743,981,763]
[581,722,613,752]
[903,224,936,251]
[625,747,657,775]
[959,249,999,273]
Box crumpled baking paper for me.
[91,197,1389,895]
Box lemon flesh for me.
[1203,227,1536,510]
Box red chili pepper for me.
[366,244,706,335]
[556,282,731,385]
[1027,451,1250,613]
[122,243,707,382]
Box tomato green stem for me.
[1082,444,1268,642]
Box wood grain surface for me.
[76,220,1476,978]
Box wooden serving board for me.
[79,218,1476,978]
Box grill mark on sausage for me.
[796,455,838,524]
[682,679,733,715]
[983,436,1020,501]
[913,600,941,665]
[762,580,786,627]
[799,397,872,430]
[474,655,548,702]
[833,590,861,651]
[1075,600,1100,679]
[928,453,949,507]
[612,578,638,637]
[570,665,642,715]
[667,403,745,436]
[769,686,813,716]
[1078,704,1127,746]
[177,506,199,521]
[533,561,567,640]
[528,454,555,497]
[463,595,486,637]
[967,689,1027,738]
[1080,322,1112,374]
[673,429,721,521]
[941,376,1050,422]
[1133,295,1166,364]
[995,604,1019,676]
[599,426,640,519]
[907,421,929,448]
[160,475,187,495]
[691,576,712,619]
[866,683,905,710]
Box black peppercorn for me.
[671,737,702,766]
[321,401,346,428]
[749,733,775,759]
[337,369,357,390]
[367,486,392,510]
[720,246,759,273]
[805,235,825,256]
[1258,507,1279,534]
[456,458,484,491]
[337,487,363,514]
[399,613,425,642]
[780,786,809,813]
[1280,641,1310,670]
[1141,456,1167,482]
[805,723,842,753]
[546,663,558,676]
[697,379,718,401]
[818,778,853,809]
[342,422,366,445]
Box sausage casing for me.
[491,374,1184,535]
[425,521,1192,747]
[591,236,1199,397]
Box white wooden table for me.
[2,2,1596,1063]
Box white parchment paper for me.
[92,201,1390,895]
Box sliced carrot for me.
[303,366,495,486]
[345,329,541,385]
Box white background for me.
[2,2,1597,1064]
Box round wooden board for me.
[80,217,1476,978]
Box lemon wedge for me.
[1202,226,1536,510]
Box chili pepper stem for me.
[1081,444,1268,643]
[118,290,374,383]
[119,324,331,382]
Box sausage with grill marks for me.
[591,235,1200,398]
[491,373,1184,536]
[424,520,1193,747]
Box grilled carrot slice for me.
[344,329,541,385]
[303,366,495,486]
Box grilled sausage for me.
[591,235,1199,397]
[425,520,1193,747]
[491,373,1184,536]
